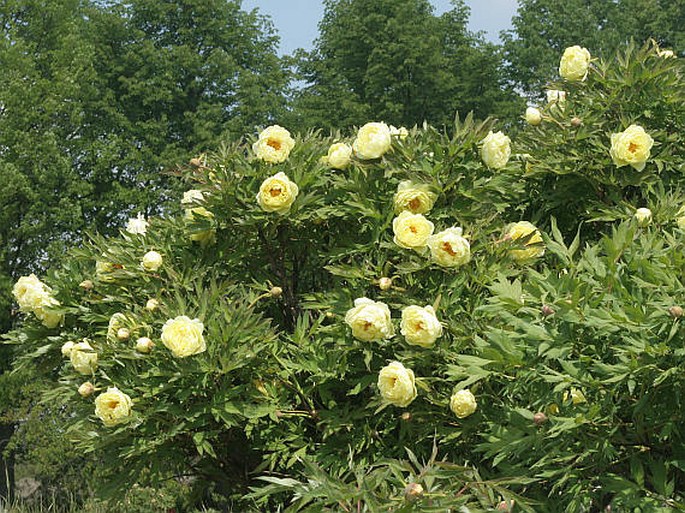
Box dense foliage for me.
[6,42,685,511]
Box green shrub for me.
[5,42,685,512]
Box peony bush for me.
[5,42,685,511]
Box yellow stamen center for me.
[628,142,638,153]
[442,242,457,256]
[267,138,282,151]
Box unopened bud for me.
[270,286,283,298]
[310,409,319,420]
[61,341,75,357]
[570,117,582,127]
[378,277,393,291]
[669,306,684,318]
[79,280,94,291]
[497,500,515,511]
[78,381,95,398]
[145,298,159,311]
[534,412,547,425]
[116,328,130,341]
[401,411,412,421]
[525,107,542,126]
[404,483,424,501]
[634,207,652,227]
[325,311,335,319]
[136,337,154,353]
[541,305,555,317]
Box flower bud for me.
[325,311,335,319]
[136,337,155,353]
[270,286,283,298]
[534,412,547,425]
[378,277,393,291]
[497,500,515,512]
[79,280,94,291]
[116,328,130,341]
[61,341,75,357]
[669,306,684,318]
[634,207,652,227]
[78,381,95,398]
[400,411,412,422]
[541,305,555,317]
[525,107,542,126]
[404,483,424,502]
[145,298,159,311]
[141,250,163,272]
[570,117,582,127]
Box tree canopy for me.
[288,0,522,130]
[502,0,685,97]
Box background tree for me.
[0,0,286,504]
[288,0,522,131]
[0,0,287,326]
[502,0,685,98]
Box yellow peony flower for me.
[12,274,56,312]
[145,298,160,311]
[185,207,215,244]
[506,221,545,263]
[559,45,591,81]
[35,307,63,329]
[181,189,204,206]
[257,172,299,215]
[141,250,163,272]
[126,213,148,235]
[95,260,115,282]
[107,313,128,341]
[525,107,542,126]
[377,361,417,407]
[344,298,394,342]
[352,122,392,159]
[564,387,587,405]
[252,125,295,164]
[94,387,133,427]
[161,315,206,358]
[480,131,511,169]
[392,211,434,250]
[324,142,353,169]
[389,125,409,139]
[70,341,98,375]
[427,227,471,268]
[61,341,75,357]
[400,305,442,348]
[610,124,654,172]
[450,389,477,418]
[634,207,652,227]
[393,181,436,214]
[546,89,567,104]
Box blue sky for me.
[241,0,519,55]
